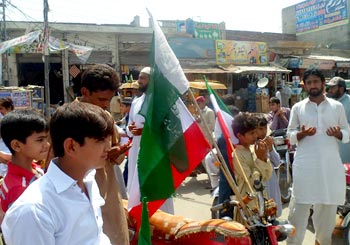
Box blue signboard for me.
[295,0,348,33]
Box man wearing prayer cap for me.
[126,67,174,214]
[196,96,216,146]
[327,76,350,163]
[195,95,206,103]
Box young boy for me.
[255,114,282,217]
[0,109,49,212]
[231,112,272,223]
[0,97,14,116]
[2,101,115,244]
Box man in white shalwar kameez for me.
[127,67,174,214]
[287,68,349,245]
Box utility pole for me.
[0,0,9,85]
[43,0,50,118]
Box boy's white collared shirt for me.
[1,158,111,245]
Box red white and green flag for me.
[205,77,238,169]
[128,10,211,244]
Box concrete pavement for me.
[173,173,345,245]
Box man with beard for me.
[126,67,174,214]
[286,68,349,245]
[326,76,350,163]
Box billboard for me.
[295,0,348,33]
[215,40,268,65]
[176,19,221,40]
[168,37,215,59]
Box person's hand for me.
[326,126,342,139]
[128,122,143,136]
[0,151,11,163]
[263,136,274,151]
[301,125,317,136]
[297,125,316,141]
[255,140,268,162]
[108,141,133,163]
[276,108,286,117]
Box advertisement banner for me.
[177,19,221,40]
[194,22,221,39]
[295,0,348,33]
[0,90,32,109]
[216,40,268,65]
[0,31,41,54]
[7,34,93,63]
[299,58,335,69]
[168,37,215,58]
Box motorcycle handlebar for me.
[270,128,287,137]
[211,199,239,212]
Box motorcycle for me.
[127,177,295,245]
[334,163,350,244]
[271,129,294,203]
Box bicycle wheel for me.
[277,164,292,203]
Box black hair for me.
[232,112,257,138]
[302,68,325,83]
[227,105,240,116]
[221,94,235,106]
[1,109,48,154]
[255,114,268,127]
[269,97,280,104]
[0,97,14,111]
[50,101,114,157]
[81,64,119,92]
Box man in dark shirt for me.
[266,97,290,130]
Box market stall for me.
[0,85,44,113]
[184,79,227,115]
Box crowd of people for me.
[0,65,348,244]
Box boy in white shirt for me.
[2,101,115,245]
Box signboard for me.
[0,90,32,109]
[295,0,348,33]
[168,37,215,58]
[337,61,350,68]
[216,40,268,65]
[0,31,41,54]
[194,22,221,40]
[299,58,335,69]
[177,19,221,40]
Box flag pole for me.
[202,76,256,196]
[187,89,253,222]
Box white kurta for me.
[126,94,145,191]
[287,97,349,205]
[126,94,174,214]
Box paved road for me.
[173,173,345,245]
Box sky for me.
[6,0,303,33]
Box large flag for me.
[205,77,238,169]
[128,10,211,244]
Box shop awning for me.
[228,65,291,74]
[189,80,227,90]
[183,67,234,74]
[120,81,139,89]
[283,55,350,69]
[183,65,290,74]
[304,55,350,62]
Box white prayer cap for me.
[140,67,151,75]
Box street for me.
[173,173,345,245]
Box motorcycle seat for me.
[175,219,250,239]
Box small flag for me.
[205,77,238,169]
[69,65,80,78]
